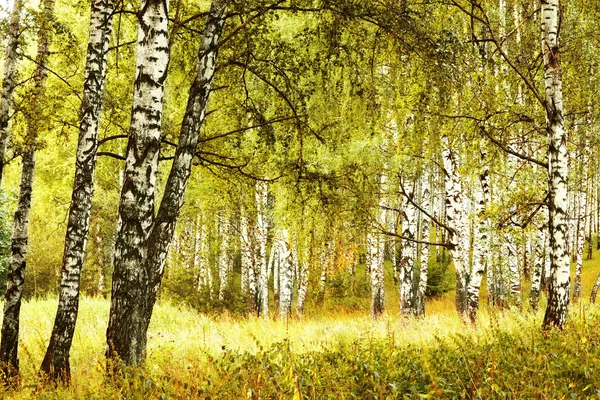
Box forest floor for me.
[2,252,600,398]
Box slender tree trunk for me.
[506,236,521,306]
[416,171,431,316]
[295,258,309,317]
[276,230,293,319]
[400,188,417,316]
[218,213,230,301]
[369,173,387,319]
[0,0,23,188]
[530,227,546,311]
[0,0,53,380]
[442,138,469,317]
[105,0,170,366]
[41,0,114,381]
[542,0,570,330]
[466,162,489,324]
[256,181,269,320]
[573,189,587,303]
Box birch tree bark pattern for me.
[541,0,570,330]
[573,189,587,302]
[256,181,269,319]
[416,172,431,317]
[41,0,114,380]
[442,138,469,316]
[0,0,53,379]
[107,0,228,365]
[400,189,417,315]
[466,163,489,324]
[106,0,170,366]
[0,0,22,188]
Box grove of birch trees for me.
[0,0,597,384]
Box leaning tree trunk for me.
[542,0,570,330]
[105,0,170,367]
[0,0,23,189]
[466,161,489,324]
[0,0,53,381]
[41,0,114,381]
[107,0,228,367]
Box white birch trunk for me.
[0,0,22,188]
[0,0,52,379]
[256,181,269,320]
[218,213,230,301]
[573,189,587,302]
[442,137,469,317]
[466,162,489,323]
[542,0,570,330]
[416,172,431,316]
[400,188,417,316]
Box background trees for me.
[0,0,598,377]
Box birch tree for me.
[107,0,228,365]
[41,0,115,380]
[0,0,53,379]
[0,0,23,188]
[541,0,570,330]
[105,0,171,366]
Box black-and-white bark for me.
[573,189,586,303]
[0,0,53,380]
[442,137,470,317]
[107,0,228,366]
[218,213,231,301]
[256,181,269,319]
[416,172,431,317]
[368,173,387,319]
[466,162,489,324]
[400,187,417,316]
[541,0,570,330]
[41,0,114,381]
[105,0,170,366]
[0,0,23,188]
[530,226,546,311]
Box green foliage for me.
[426,250,454,298]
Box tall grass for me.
[1,246,600,398]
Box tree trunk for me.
[0,0,23,189]
[442,138,469,317]
[573,189,586,303]
[542,0,570,330]
[106,0,227,366]
[466,162,489,324]
[530,227,546,311]
[295,257,309,317]
[105,0,170,366]
[0,0,53,380]
[276,229,293,319]
[41,0,114,381]
[256,181,269,319]
[416,171,431,317]
[218,213,230,301]
[400,188,417,316]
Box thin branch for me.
[97,151,125,160]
